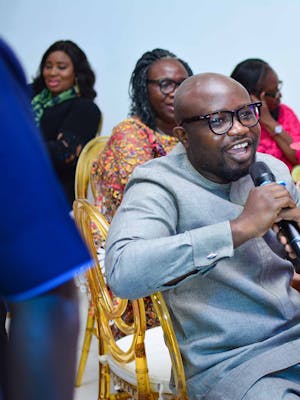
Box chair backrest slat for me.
[74,135,109,200]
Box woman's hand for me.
[56,132,82,164]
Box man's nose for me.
[227,117,249,136]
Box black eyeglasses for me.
[264,81,283,98]
[147,78,185,95]
[180,102,262,135]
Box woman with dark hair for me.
[92,48,192,338]
[231,58,300,171]
[92,48,193,221]
[32,40,101,206]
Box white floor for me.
[74,289,99,400]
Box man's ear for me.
[173,126,189,148]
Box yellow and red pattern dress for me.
[92,116,178,222]
[91,116,178,338]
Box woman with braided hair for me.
[92,48,192,338]
[92,48,193,221]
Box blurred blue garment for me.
[0,38,91,301]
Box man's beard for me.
[217,153,256,182]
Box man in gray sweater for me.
[105,73,300,399]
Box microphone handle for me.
[249,161,300,272]
[278,220,300,273]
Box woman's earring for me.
[74,77,80,95]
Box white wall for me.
[1,0,300,136]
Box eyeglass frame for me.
[179,101,262,135]
[263,80,283,98]
[147,78,186,95]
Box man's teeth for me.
[232,142,248,149]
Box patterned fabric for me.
[31,87,77,126]
[91,116,178,339]
[92,116,178,222]
[257,103,300,171]
[109,296,160,340]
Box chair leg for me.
[98,330,110,400]
[75,303,96,386]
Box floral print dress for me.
[91,116,178,338]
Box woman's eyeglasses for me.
[179,102,262,135]
[147,78,186,95]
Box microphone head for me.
[249,161,276,187]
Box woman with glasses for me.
[231,58,300,171]
[92,48,193,222]
[92,48,192,339]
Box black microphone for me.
[250,161,300,269]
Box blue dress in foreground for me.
[0,38,91,301]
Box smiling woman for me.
[31,40,101,207]
[43,51,76,96]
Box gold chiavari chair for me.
[73,198,188,399]
[74,135,109,387]
[74,135,109,200]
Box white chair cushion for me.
[102,326,172,393]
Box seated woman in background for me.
[92,48,193,221]
[92,48,193,338]
[231,58,300,171]
[31,40,101,207]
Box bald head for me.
[174,73,250,124]
[172,72,260,184]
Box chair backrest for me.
[75,135,109,200]
[73,198,188,400]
